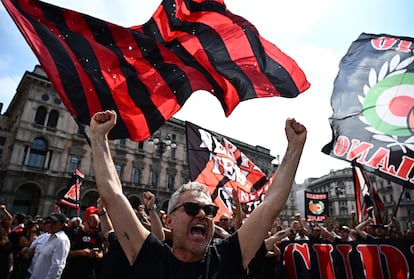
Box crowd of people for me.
[1,197,413,279]
[0,112,413,278]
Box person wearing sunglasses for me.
[90,110,307,278]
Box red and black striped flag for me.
[2,0,310,141]
[352,164,385,224]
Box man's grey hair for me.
[167,181,212,214]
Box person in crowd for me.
[65,217,83,240]
[21,219,51,279]
[281,220,300,242]
[136,205,150,226]
[61,213,103,279]
[0,205,13,233]
[218,213,234,234]
[22,221,40,247]
[355,218,387,241]
[0,227,13,279]
[294,224,309,241]
[89,110,307,278]
[337,226,355,242]
[142,191,165,242]
[307,221,323,242]
[269,218,283,237]
[387,214,403,239]
[403,225,414,241]
[29,213,70,279]
[9,212,28,279]
[212,189,242,245]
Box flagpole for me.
[393,186,405,218]
[73,117,91,147]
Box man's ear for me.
[164,214,172,229]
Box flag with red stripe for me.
[59,169,84,210]
[186,121,273,220]
[2,0,310,141]
[352,163,385,224]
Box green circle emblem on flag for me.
[363,73,414,136]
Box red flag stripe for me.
[155,1,290,114]
[152,6,239,110]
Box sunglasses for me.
[170,202,219,218]
[220,218,229,221]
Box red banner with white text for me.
[280,240,414,279]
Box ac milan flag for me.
[352,163,385,224]
[2,0,310,141]
[322,33,414,189]
[186,121,273,220]
[59,169,84,210]
[304,191,329,222]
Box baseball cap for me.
[47,213,68,224]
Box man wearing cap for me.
[30,213,70,279]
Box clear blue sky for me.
[1,0,413,183]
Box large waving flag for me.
[2,0,310,141]
[322,33,414,189]
[186,121,273,220]
[352,164,385,224]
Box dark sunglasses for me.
[170,202,219,218]
[220,218,229,221]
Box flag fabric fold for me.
[59,169,84,211]
[186,121,273,220]
[322,33,414,189]
[352,164,385,224]
[2,0,310,141]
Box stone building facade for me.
[303,168,414,229]
[0,65,278,219]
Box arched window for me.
[27,138,47,168]
[167,174,175,190]
[115,164,122,179]
[68,156,80,172]
[132,168,141,184]
[46,109,59,128]
[170,147,176,160]
[34,106,47,125]
[12,184,40,215]
[151,171,159,188]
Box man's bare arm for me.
[90,110,149,265]
[238,118,306,268]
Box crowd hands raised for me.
[1,110,412,279]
